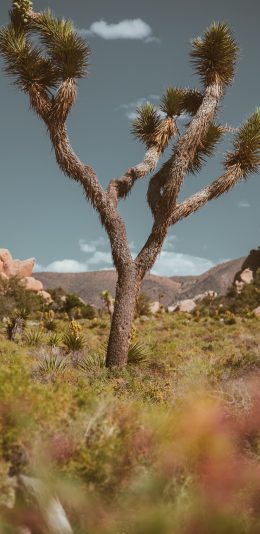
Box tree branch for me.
[146,83,224,222]
[171,164,243,225]
[107,117,177,206]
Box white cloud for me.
[151,251,215,277]
[236,201,251,208]
[88,251,113,265]
[35,237,113,273]
[36,260,88,273]
[78,19,158,42]
[79,237,108,253]
[119,95,163,120]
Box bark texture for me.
[106,266,141,368]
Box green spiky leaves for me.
[188,123,224,174]
[191,22,239,87]
[225,110,260,176]
[160,87,203,118]
[35,10,90,80]
[0,7,90,94]
[131,103,162,147]
[0,25,59,90]
[160,88,184,117]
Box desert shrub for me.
[0,277,44,319]
[43,310,58,332]
[128,341,150,365]
[37,354,68,377]
[46,332,62,348]
[5,311,27,341]
[63,321,86,352]
[135,293,152,317]
[23,328,44,347]
[78,352,106,373]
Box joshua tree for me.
[1,1,260,367]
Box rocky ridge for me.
[0,249,52,303]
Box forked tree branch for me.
[170,164,243,224]
[164,83,223,201]
[107,117,177,206]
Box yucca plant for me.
[128,342,150,366]
[46,332,62,348]
[1,4,259,368]
[37,354,68,376]
[63,320,86,352]
[23,327,44,346]
[78,352,106,373]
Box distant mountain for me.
[35,256,245,308]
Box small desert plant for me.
[23,328,44,347]
[46,332,62,348]
[128,341,150,365]
[63,320,86,352]
[43,310,58,332]
[37,354,68,376]
[135,293,152,318]
[5,311,26,341]
[78,352,106,373]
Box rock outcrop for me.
[234,247,260,293]
[0,249,52,303]
[168,299,197,313]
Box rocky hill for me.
[35,256,245,308]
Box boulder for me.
[0,249,12,264]
[4,258,35,278]
[167,304,178,313]
[253,306,260,317]
[0,272,8,281]
[149,301,161,314]
[22,277,43,292]
[38,290,53,304]
[240,268,253,285]
[177,299,197,313]
[0,260,3,273]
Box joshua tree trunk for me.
[106,266,141,368]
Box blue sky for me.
[0,0,259,276]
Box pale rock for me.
[38,290,53,304]
[22,277,43,292]
[177,299,196,313]
[4,258,35,278]
[253,306,260,317]
[0,249,12,263]
[167,304,178,313]
[194,291,218,302]
[149,301,161,314]
[0,272,8,281]
[0,260,4,273]
[240,268,253,285]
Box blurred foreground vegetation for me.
[0,275,260,532]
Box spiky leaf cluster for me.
[182,89,203,115]
[0,25,59,90]
[191,22,239,86]
[160,87,203,118]
[188,123,224,174]
[225,110,260,176]
[160,87,184,117]
[131,103,162,147]
[34,10,90,80]
[11,0,32,25]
